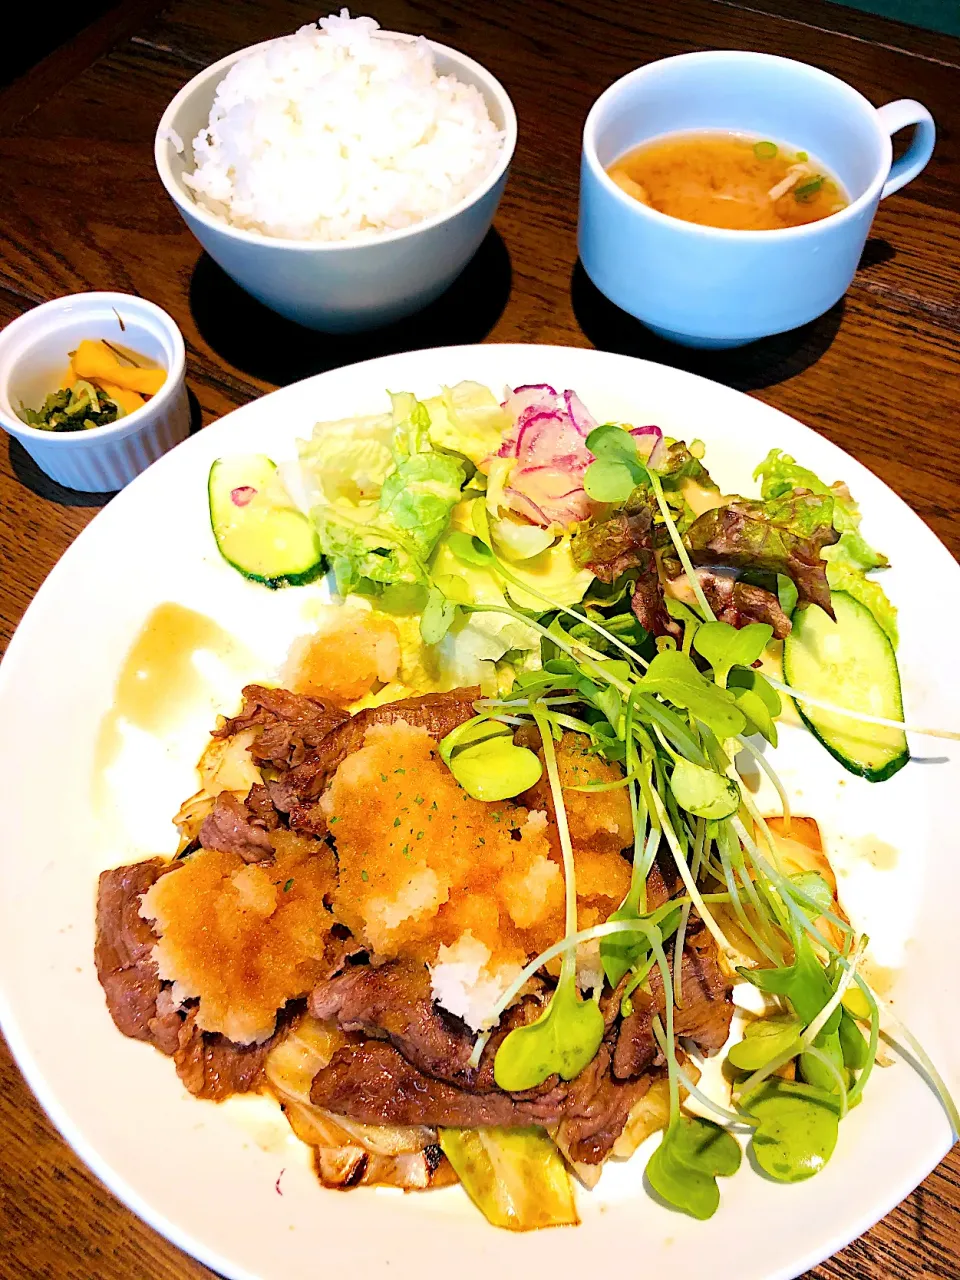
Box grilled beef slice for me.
[553,1045,655,1165]
[174,1009,275,1101]
[310,961,476,1083]
[96,858,280,1100]
[694,570,792,639]
[310,1041,569,1128]
[214,684,349,771]
[310,1040,655,1164]
[245,783,281,831]
[286,800,331,839]
[95,860,181,1054]
[270,688,480,811]
[309,931,732,1163]
[310,960,552,1092]
[199,792,275,863]
[611,928,734,1080]
[310,925,730,1095]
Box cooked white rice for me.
[183,10,504,242]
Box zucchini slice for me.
[783,591,908,782]
[209,455,325,588]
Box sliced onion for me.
[564,389,598,437]
[648,435,666,470]
[502,486,551,526]
[630,424,663,463]
[197,728,262,796]
[514,409,566,459]
[502,383,558,421]
[173,789,215,848]
[493,384,609,527]
[314,1144,368,1188]
[265,1016,347,1103]
[490,513,557,562]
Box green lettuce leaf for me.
[438,610,542,691]
[424,381,510,467]
[754,449,877,542]
[823,529,886,573]
[755,449,835,498]
[683,493,839,616]
[308,393,466,596]
[754,449,896,643]
[298,410,395,504]
[825,558,899,646]
[380,451,466,557]
[312,504,424,595]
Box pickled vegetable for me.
[18,337,164,433]
[72,338,166,395]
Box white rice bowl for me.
[182,9,505,242]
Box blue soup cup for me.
[578,51,935,348]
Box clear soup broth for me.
[608,131,848,231]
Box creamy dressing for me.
[680,477,725,518]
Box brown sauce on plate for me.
[94,603,254,790]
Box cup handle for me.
[876,100,935,199]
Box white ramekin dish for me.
[154,35,517,334]
[0,293,190,492]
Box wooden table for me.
[1,0,957,1275]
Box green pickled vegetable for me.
[20,380,121,432]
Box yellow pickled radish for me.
[71,339,123,380]
[111,364,166,396]
[96,381,145,415]
[72,339,166,397]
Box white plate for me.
[0,344,956,1280]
